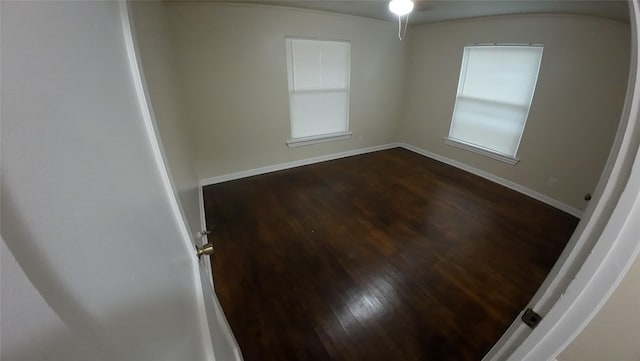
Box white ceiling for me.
[175,0,630,25]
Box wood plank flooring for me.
[203,148,578,361]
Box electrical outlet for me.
[547,177,558,187]
[358,135,364,143]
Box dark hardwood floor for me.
[203,148,578,361]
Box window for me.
[446,45,543,164]
[285,38,351,147]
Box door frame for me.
[198,187,244,359]
[485,1,640,360]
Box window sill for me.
[287,131,352,148]
[443,137,520,165]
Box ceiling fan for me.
[388,0,431,39]
[389,0,432,15]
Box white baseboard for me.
[399,143,583,218]
[199,143,401,186]
[198,142,581,218]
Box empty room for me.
[130,0,631,359]
[133,2,630,360]
[3,1,640,361]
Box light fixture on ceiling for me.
[389,0,414,16]
[389,0,414,40]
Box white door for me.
[1,1,238,360]
[122,2,243,360]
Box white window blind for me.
[285,38,351,142]
[448,45,543,160]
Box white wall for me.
[398,15,630,211]
[163,7,629,214]
[130,1,202,236]
[1,238,95,361]
[167,3,407,180]
[557,253,640,361]
[1,2,209,359]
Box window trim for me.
[444,136,520,165]
[285,37,351,146]
[286,131,352,148]
[446,43,543,163]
